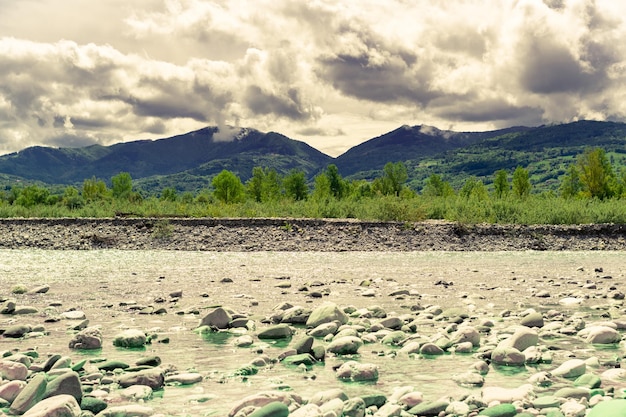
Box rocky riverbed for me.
[0,218,625,251]
[1,221,626,417]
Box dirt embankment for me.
[0,218,624,251]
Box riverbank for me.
[0,218,624,250]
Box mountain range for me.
[1,120,625,194]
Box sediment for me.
[0,218,625,251]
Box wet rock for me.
[491,346,526,366]
[27,285,50,294]
[22,394,81,417]
[451,326,481,347]
[453,371,485,387]
[343,397,366,417]
[112,329,147,348]
[0,380,26,403]
[44,371,83,402]
[0,360,29,380]
[60,310,86,320]
[307,388,348,406]
[482,384,535,404]
[419,343,444,355]
[579,326,621,344]
[120,385,153,401]
[258,324,293,339]
[80,397,108,414]
[95,404,154,417]
[164,373,203,385]
[336,361,378,382]
[281,353,316,367]
[407,400,449,416]
[281,306,311,324]
[521,312,544,328]
[97,360,129,372]
[307,321,339,337]
[498,327,539,351]
[552,359,586,378]
[228,391,301,417]
[3,324,32,338]
[290,403,322,417]
[199,307,232,329]
[117,368,165,390]
[10,373,47,415]
[327,336,363,355]
[587,399,626,417]
[478,403,517,416]
[69,327,103,350]
[574,374,601,389]
[306,302,349,328]
[292,335,314,354]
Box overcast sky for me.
[1,0,625,157]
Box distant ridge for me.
[0,120,624,194]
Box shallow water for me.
[1,250,625,415]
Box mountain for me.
[334,124,531,176]
[0,120,625,194]
[0,127,332,191]
[403,120,626,191]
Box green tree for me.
[160,187,178,202]
[325,164,345,199]
[111,172,133,199]
[422,174,455,197]
[14,185,50,207]
[212,170,245,203]
[247,167,282,202]
[379,161,408,196]
[312,172,331,201]
[82,177,109,202]
[493,169,510,199]
[512,166,531,198]
[459,177,488,200]
[283,169,308,201]
[560,164,582,199]
[62,186,84,209]
[578,148,615,199]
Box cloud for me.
[0,0,625,156]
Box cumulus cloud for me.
[0,0,625,156]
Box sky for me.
[0,0,625,157]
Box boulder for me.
[491,346,526,366]
[498,327,538,351]
[112,329,146,348]
[69,327,102,350]
[10,373,47,415]
[248,401,290,417]
[0,360,29,380]
[95,404,154,417]
[0,380,26,403]
[520,312,544,328]
[326,336,363,355]
[44,371,83,402]
[117,368,164,390]
[257,324,293,340]
[199,307,232,329]
[587,399,626,417]
[335,361,378,382]
[22,394,81,417]
[552,359,586,378]
[306,302,349,328]
[579,326,621,344]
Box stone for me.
[3,324,31,338]
[307,322,339,337]
[419,343,444,355]
[482,384,534,404]
[69,327,102,350]
[490,346,526,366]
[281,354,316,367]
[290,404,322,417]
[112,329,147,348]
[587,399,626,417]
[60,310,86,320]
[44,371,83,402]
[292,335,314,354]
[228,392,300,417]
[95,404,154,417]
[335,361,378,382]
[552,359,586,378]
[281,306,311,324]
[521,312,544,328]
[164,372,203,385]
[199,307,232,329]
[13,306,39,315]
[378,317,403,330]
[97,360,129,371]
[579,326,621,344]
[478,403,517,416]
[342,397,366,417]
[407,401,449,416]
[10,373,47,415]
[451,327,481,347]
[574,374,601,389]
[326,336,363,355]
[81,397,107,413]
[380,330,406,345]
[532,395,561,409]
[257,324,293,339]
[553,387,590,399]
[498,327,539,351]
[0,380,26,403]
[120,385,152,401]
[305,302,349,328]
[135,356,161,367]
[307,389,348,406]
[28,285,50,294]
[117,368,165,390]
[234,335,254,347]
[0,360,29,380]
[22,394,81,417]
[247,401,289,417]
[453,371,485,387]
[560,400,587,417]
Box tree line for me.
[1,147,625,224]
